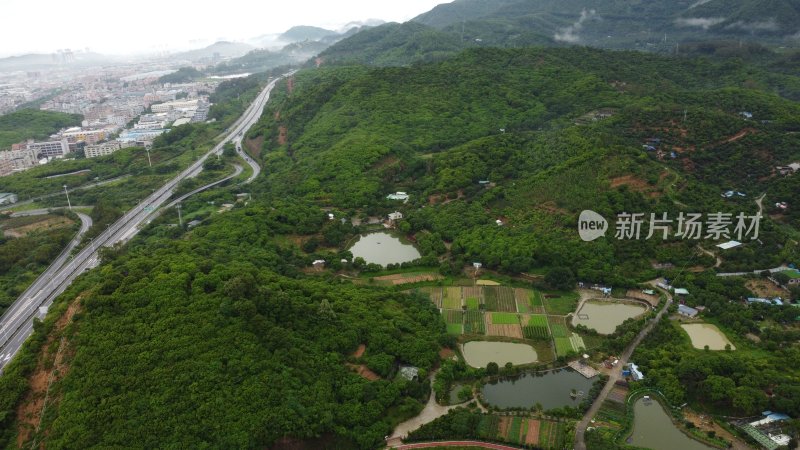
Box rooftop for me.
[717,240,742,250]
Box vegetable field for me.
[522,314,550,339]
[443,287,462,309]
[463,310,485,334]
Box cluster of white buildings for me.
[0,63,224,175]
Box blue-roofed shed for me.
[678,304,698,318]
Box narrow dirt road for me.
[386,373,461,447]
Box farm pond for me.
[629,397,712,450]
[347,231,421,267]
[681,323,735,350]
[461,341,538,368]
[571,301,648,334]
[481,368,594,410]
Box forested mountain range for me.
[319,0,800,66]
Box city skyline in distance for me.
[1,0,448,57]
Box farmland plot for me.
[463,310,485,334]
[443,287,463,309]
[522,314,550,339]
[496,286,517,312]
[487,312,522,338]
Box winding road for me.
[0,72,291,373]
[573,283,674,450]
[235,138,261,184]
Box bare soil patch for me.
[439,348,455,360]
[524,419,541,445]
[683,409,750,450]
[16,297,83,447]
[745,333,761,343]
[721,128,756,145]
[345,363,381,381]
[746,279,787,298]
[277,126,288,146]
[244,135,264,159]
[3,215,73,238]
[373,273,444,285]
[486,315,523,339]
[625,290,659,307]
[610,175,650,192]
[352,344,366,359]
[497,416,511,440]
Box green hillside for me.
[318,22,465,66]
[249,47,800,280]
[0,109,82,150]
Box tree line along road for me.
[0,72,292,373]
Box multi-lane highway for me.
[0,210,92,366]
[0,72,291,372]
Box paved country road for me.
[0,72,293,373]
[573,283,674,450]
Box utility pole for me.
[177,203,183,227]
[145,146,152,168]
[63,185,72,210]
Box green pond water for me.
[481,369,593,410]
[629,397,712,450]
[347,231,421,267]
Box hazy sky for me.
[1,0,448,56]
